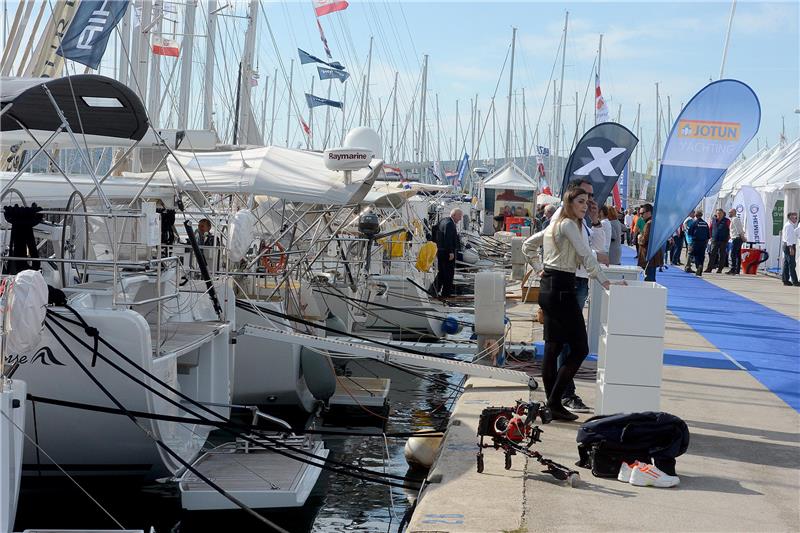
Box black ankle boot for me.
[547,402,579,421]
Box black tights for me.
[542,340,588,407]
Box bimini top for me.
[167,146,383,205]
[0,74,147,141]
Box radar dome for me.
[344,127,383,159]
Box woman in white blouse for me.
[525,187,611,421]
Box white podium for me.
[595,280,666,415]
[588,265,644,354]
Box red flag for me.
[612,182,622,209]
[542,186,552,196]
[314,0,349,17]
[152,36,179,57]
[316,20,333,59]
[595,74,609,123]
[300,117,311,136]
[536,154,546,177]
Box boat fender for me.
[440,316,461,335]
[227,209,257,262]
[6,270,48,354]
[404,433,444,470]
[300,347,337,401]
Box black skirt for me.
[538,268,588,348]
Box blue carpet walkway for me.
[621,246,800,412]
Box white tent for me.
[167,146,382,205]
[481,162,537,191]
[715,138,800,270]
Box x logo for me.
[574,146,626,177]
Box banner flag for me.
[536,146,550,156]
[318,66,350,83]
[646,80,761,260]
[56,0,129,69]
[316,19,333,59]
[305,93,343,109]
[612,183,622,209]
[536,154,546,177]
[298,48,345,70]
[640,178,650,200]
[733,185,766,243]
[300,117,311,136]
[314,0,349,17]
[560,122,639,208]
[595,74,610,124]
[152,35,180,57]
[619,163,629,209]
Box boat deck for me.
[150,321,225,357]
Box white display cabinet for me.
[587,265,643,354]
[595,280,667,415]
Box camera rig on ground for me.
[476,399,580,486]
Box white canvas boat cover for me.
[0,172,175,207]
[482,162,537,191]
[362,181,449,208]
[167,147,382,205]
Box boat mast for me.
[454,99,459,160]
[436,93,441,170]
[178,0,197,130]
[522,88,527,161]
[390,71,398,161]
[361,35,373,126]
[118,3,131,85]
[237,0,259,144]
[505,27,516,162]
[555,11,568,191]
[269,68,277,144]
[491,97,496,164]
[419,54,428,179]
[308,75,314,149]
[261,73,269,142]
[285,58,294,147]
[340,81,347,144]
[655,82,660,170]
[203,0,217,130]
[323,78,332,150]
[147,1,163,127]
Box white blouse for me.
[523,217,610,284]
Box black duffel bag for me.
[576,412,690,477]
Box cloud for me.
[440,64,497,82]
[733,3,798,35]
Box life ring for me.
[259,240,287,273]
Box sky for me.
[2,0,798,167]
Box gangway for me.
[238,324,537,389]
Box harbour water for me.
[13,363,462,532]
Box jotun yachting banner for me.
[646,79,760,261]
[560,122,639,208]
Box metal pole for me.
[177,0,196,130]
[419,54,428,177]
[324,79,332,150]
[555,12,569,189]
[203,0,217,130]
[390,71,398,160]
[261,74,269,141]
[308,75,314,150]
[269,67,277,144]
[719,0,737,79]
[285,58,294,147]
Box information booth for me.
[480,163,538,236]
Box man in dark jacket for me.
[688,211,710,276]
[432,208,462,298]
[705,209,730,273]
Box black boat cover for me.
[0,74,147,141]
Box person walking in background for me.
[670,223,684,266]
[541,204,557,230]
[705,209,730,273]
[683,210,697,273]
[624,209,634,245]
[726,208,746,275]
[525,186,611,421]
[688,211,710,276]
[637,204,662,281]
[432,208,463,298]
[781,212,799,286]
[607,205,623,265]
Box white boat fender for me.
[227,209,257,262]
[300,346,337,402]
[6,270,48,355]
[404,433,444,470]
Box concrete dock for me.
[408,266,800,532]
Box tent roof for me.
[167,146,382,205]
[718,138,800,195]
[482,162,537,191]
[0,75,148,141]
